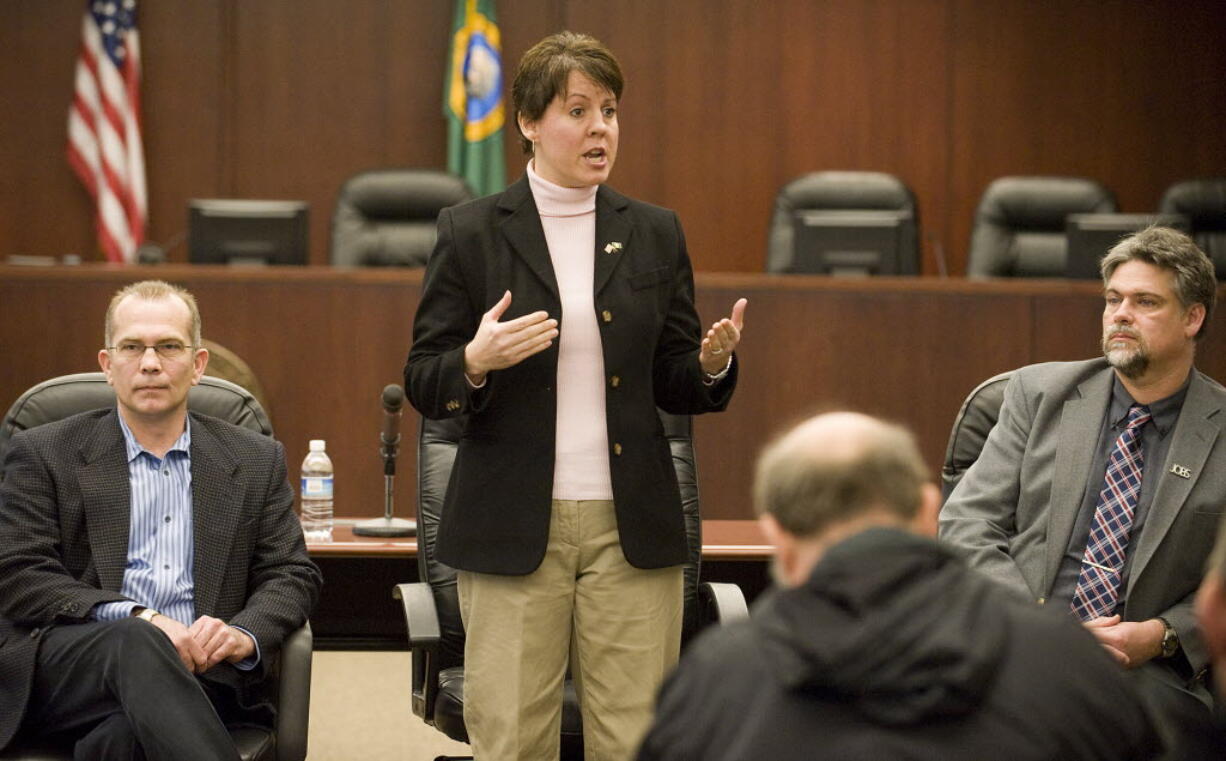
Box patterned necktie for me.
[1071,403,1152,621]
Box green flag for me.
[445,0,506,198]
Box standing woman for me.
[405,31,746,761]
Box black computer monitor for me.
[188,199,309,266]
[1064,213,1189,279]
[790,209,917,276]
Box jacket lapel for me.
[593,185,634,296]
[1127,371,1222,594]
[189,416,243,617]
[498,177,559,298]
[1043,369,1113,593]
[79,410,133,593]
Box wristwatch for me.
[1157,617,1179,659]
[134,606,161,624]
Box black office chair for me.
[394,411,749,761]
[940,370,1014,501]
[966,176,1117,278]
[766,170,919,274]
[329,168,473,267]
[0,373,312,761]
[1160,178,1226,278]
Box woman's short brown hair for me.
[511,31,623,154]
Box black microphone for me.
[353,383,416,537]
[134,229,188,265]
[381,384,405,447]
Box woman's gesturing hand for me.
[699,298,747,375]
[464,291,559,384]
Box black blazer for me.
[405,177,736,575]
[0,409,322,749]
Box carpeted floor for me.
[308,650,472,760]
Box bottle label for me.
[301,476,334,499]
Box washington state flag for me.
[445,0,506,197]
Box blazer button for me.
[601,310,613,323]
[613,443,623,456]
[610,375,620,388]
[29,628,41,639]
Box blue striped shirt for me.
[93,413,258,668]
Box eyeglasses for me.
[105,341,194,360]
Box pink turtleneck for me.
[527,161,613,500]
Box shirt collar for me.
[116,410,192,464]
[1109,372,1190,437]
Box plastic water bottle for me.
[300,439,334,542]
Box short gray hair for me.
[104,280,202,347]
[753,413,930,538]
[1100,226,1216,339]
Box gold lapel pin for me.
[603,242,623,254]
[1170,464,1192,479]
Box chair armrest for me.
[393,582,442,722]
[275,622,313,761]
[699,581,749,625]
[393,582,441,649]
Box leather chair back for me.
[415,411,704,673]
[0,373,272,479]
[329,169,473,268]
[1160,178,1226,278]
[766,170,919,274]
[967,176,1117,277]
[941,370,1013,500]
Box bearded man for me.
[941,226,1225,746]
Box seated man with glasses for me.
[0,280,321,761]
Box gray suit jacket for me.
[940,358,1226,680]
[0,409,322,750]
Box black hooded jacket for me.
[638,528,1161,760]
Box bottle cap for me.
[309,439,326,451]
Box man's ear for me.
[190,347,209,386]
[759,512,785,549]
[1184,302,1206,340]
[98,349,114,384]
[760,513,800,586]
[910,483,941,538]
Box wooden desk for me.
[6,265,1225,529]
[308,524,417,557]
[308,520,768,559]
[306,519,771,649]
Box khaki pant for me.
[458,499,683,761]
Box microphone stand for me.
[353,429,417,538]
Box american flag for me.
[67,0,146,264]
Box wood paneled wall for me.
[3,0,1225,274]
[6,265,1226,522]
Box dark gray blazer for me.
[405,177,736,575]
[0,409,322,750]
[940,358,1226,682]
